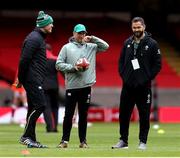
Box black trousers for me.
[22,82,46,141]
[43,89,59,132]
[62,87,91,143]
[119,84,152,144]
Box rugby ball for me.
[76,58,90,70]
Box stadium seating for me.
[0,18,180,123]
[0,18,180,88]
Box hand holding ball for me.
[75,58,90,71]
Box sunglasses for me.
[77,31,86,35]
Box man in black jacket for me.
[16,11,54,148]
[112,17,161,150]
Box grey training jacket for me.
[56,36,109,89]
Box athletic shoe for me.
[112,140,128,149]
[27,141,48,148]
[57,141,68,148]
[20,136,47,148]
[19,136,32,145]
[79,141,89,148]
[138,142,146,150]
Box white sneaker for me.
[112,140,128,149]
[138,142,146,150]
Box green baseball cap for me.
[73,24,87,33]
[36,11,53,28]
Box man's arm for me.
[84,36,109,52]
[55,45,77,73]
[118,42,126,77]
[18,38,39,83]
[150,41,162,80]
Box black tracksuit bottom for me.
[61,87,91,143]
[22,82,46,141]
[43,89,59,132]
[119,84,152,144]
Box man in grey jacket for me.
[56,24,109,148]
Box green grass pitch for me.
[0,122,180,157]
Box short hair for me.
[131,17,145,27]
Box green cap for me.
[73,24,87,33]
[36,11,53,28]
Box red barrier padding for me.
[159,107,180,123]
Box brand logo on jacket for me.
[38,86,42,90]
[145,45,149,50]
[67,93,71,96]
[157,49,161,54]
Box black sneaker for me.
[27,141,48,148]
[20,136,47,148]
[112,140,128,149]
[19,136,32,145]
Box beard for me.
[133,31,143,38]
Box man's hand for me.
[83,36,92,43]
[74,65,84,71]
[74,57,90,72]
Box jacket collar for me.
[69,36,86,46]
[130,31,151,44]
[34,27,47,39]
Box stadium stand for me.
[0,18,179,88]
[0,17,180,123]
